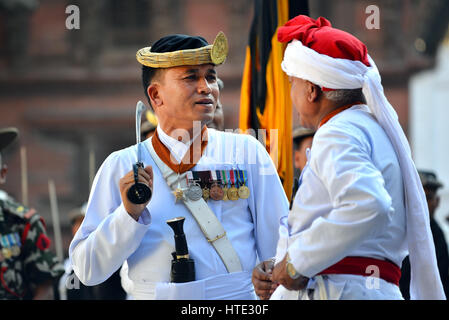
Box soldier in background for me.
[57,203,93,300]
[207,78,225,131]
[0,127,64,299]
[292,126,314,174]
[58,203,126,300]
[289,127,315,210]
[140,109,158,141]
[400,170,449,299]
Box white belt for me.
[145,139,243,273]
[131,271,256,300]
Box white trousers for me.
[129,271,257,300]
[271,274,403,300]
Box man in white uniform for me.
[252,15,445,300]
[69,32,288,299]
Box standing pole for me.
[20,146,28,206]
[48,179,64,262]
[89,147,95,190]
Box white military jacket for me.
[274,105,408,299]
[69,127,288,299]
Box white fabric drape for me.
[281,39,445,300]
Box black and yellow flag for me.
[239,0,309,200]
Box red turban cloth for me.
[278,15,370,67]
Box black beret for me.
[150,34,209,53]
[0,127,18,152]
[418,170,443,189]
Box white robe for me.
[273,105,407,300]
[69,128,288,299]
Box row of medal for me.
[0,232,22,262]
[174,170,250,202]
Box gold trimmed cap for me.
[136,31,228,68]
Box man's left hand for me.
[271,254,309,291]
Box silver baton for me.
[135,100,146,164]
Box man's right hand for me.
[119,165,153,221]
[252,259,279,300]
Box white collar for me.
[156,126,190,162]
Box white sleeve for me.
[247,136,289,262]
[288,125,393,277]
[69,150,151,286]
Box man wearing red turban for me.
[252,15,445,300]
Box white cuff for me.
[117,203,151,228]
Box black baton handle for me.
[127,163,152,204]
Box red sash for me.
[317,256,401,286]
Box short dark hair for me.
[323,88,367,105]
[142,65,159,109]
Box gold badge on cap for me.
[210,31,228,65]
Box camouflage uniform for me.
[0,191,64,299]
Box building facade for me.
[0,0,447,253]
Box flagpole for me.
[20,146,28,206]
[48,179,64,262]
